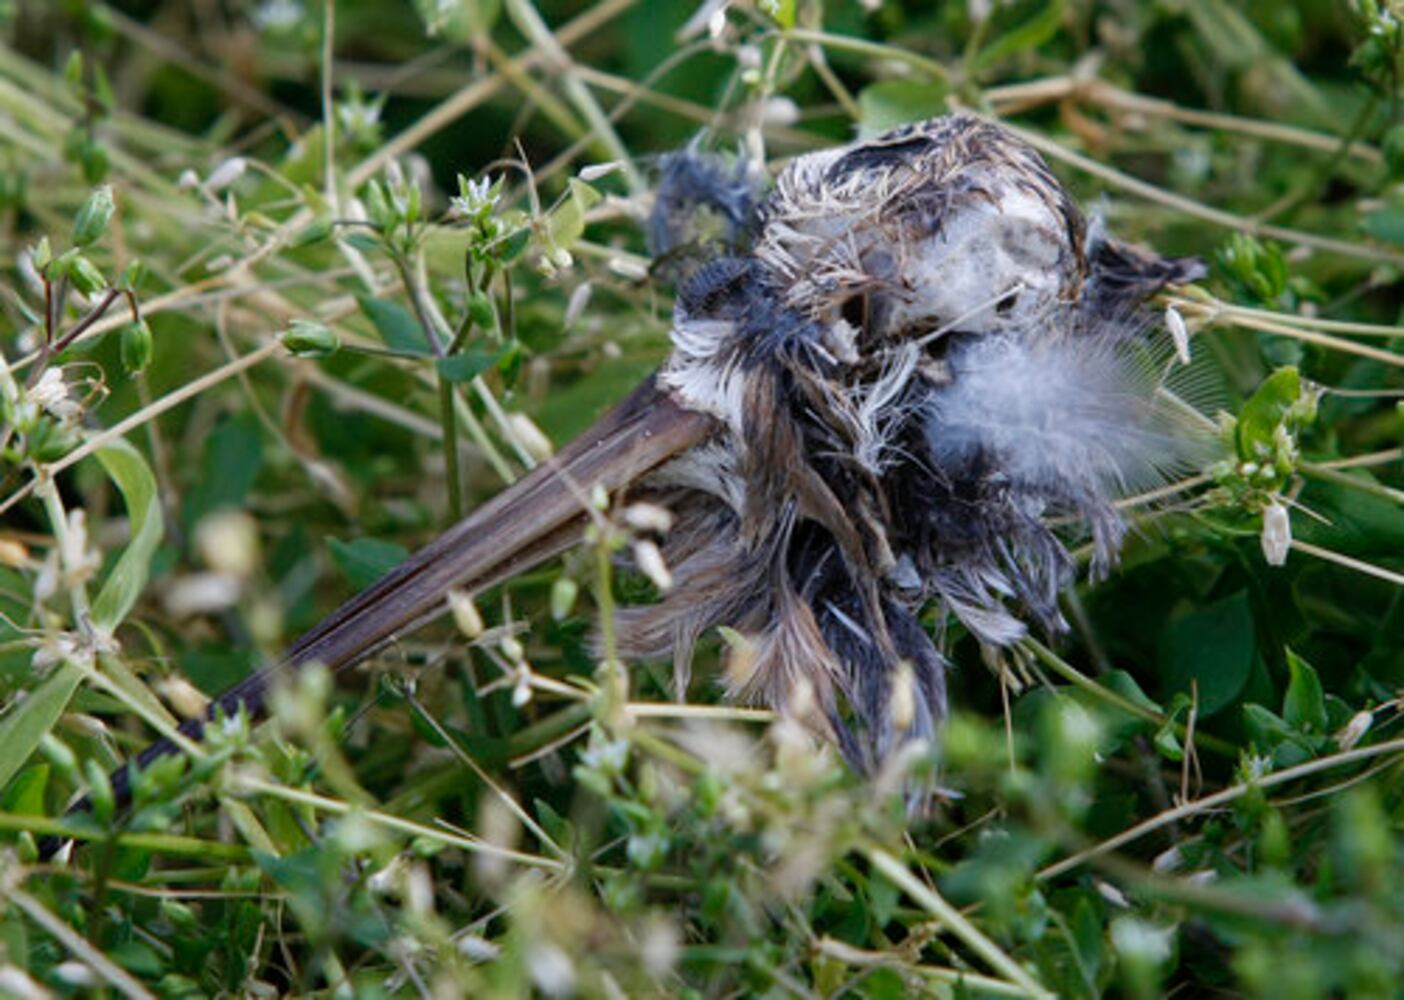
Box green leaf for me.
[1362,205,1404,246]
[1158,591,1256,717]
[91,439,165,630]
[436,348,504,384]
[544,178,602,252]
[856,80,949,138]
[1070,894,1105,984]
[185,413,263,529]
[1282,648,1327,735]
[973,0,1066,74]
[0,764,49,815]
[328,537,409,590]
[1235,367,1299,461]
[0,663,83,793]
[357,294,431,355]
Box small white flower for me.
[157,676,209,719]
[163,572,242,617]
[1151,845,1183,873]
[1111,917,1174,965]
[528,942,576,998]
[17,245,45,296]
[888,660,916,733]
[457,935,502,961]
[1165,305,1191,365]
[623,502,675,535]
[512,675,533,708]
[578,162,622,182]
[707,5,728,40]
[177,168,200,190]
[447,589,484,639]
[1260,501,1291,567]
[633,539,673,592]
[31,368,82,424]
[195,510,260,579]
[0,965,52,1000]
[203,157,248,194]
[563,281,593,329]
[761,96,801,127]
[499,634,525,663]
[1336,709,1373,750]
[53,963,96,988]
[61,509,101,586]
[1095,879,1130,908]
[449,174,498,220]
[606,255,648,281]
[367,854,404,894]
[404,862,434,916]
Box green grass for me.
[0,1,1401,997]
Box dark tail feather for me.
[40,378,714,858]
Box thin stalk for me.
[1001,119,1404,267]
[6,886,159,1000]
[1300,461,1404,507]
[231,774,566,871]
[502,0,644,194]
[781,28,952,84]
[1038,736,1404,880]
[1021,638,1238,758]
[1291,540,1404,587]
[439,375,463,520]
[0,812,249,858]
[864,845,1054,999]
[0,341,280,520]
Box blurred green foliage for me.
[0,0,1400,997]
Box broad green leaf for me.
[91,438,165,630]
[1282,648,1327,735]
[973,0,1065,74]
[1235,367,1299,461]
[437,347,505,384]
[544,178,602,252]
[1158,591,1255,716]
[0,663,82,793]
[357,294,431,355]
[1243,703,1314,767]
[0,764,49,815]
[857,80,948,138]
[328,537,409,591]
[185,413,264,529]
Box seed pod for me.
[120,318,153,373]
[66,254,107,297]
[72,184,114,246]
[281,319,340,359]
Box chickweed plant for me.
[0,2,1400,997]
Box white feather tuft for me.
[924,324,1210,510]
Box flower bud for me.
[467,290,495,329]
[550,577,578,620]
[72,184,115,246]
[281,319,339,358]
[120,318,153,373]
[447,588,483,639]
[115,258,147,292]
[1260,500,1290,567]
[66,254,107,297]
[1165,305,1191,365]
